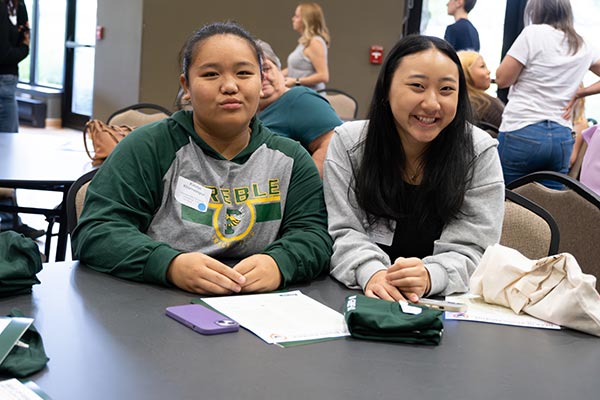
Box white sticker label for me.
[399,301,422,315]
[174,176,212,212]
[368,220,396,246]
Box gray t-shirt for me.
[286,36,327,92]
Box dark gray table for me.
[0,133,92,260]
[1,262,599,400]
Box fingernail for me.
[233,285,241,293]
[238,276,246,284]
[410,294,418,302]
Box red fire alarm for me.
[96,26,105,40]
[370,45,383,64]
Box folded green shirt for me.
[0,231,42,297]
[0,309,49,378]
[344,294,444,345]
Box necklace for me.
[406,165,421,184]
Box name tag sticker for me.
[175,176,212,212]
[369,220,395,246]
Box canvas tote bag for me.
[471,244,600,336]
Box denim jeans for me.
[498,121,574,189]
[0,74,19,133]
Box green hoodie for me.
[72,110,332,287]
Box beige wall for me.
[93,0,144,121]
[94,0,406,121]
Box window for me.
[18,0,67,88]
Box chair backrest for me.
[107,103,172,128]
[507,171,600,288]
[501,189,560,260]
[66,169,99,238]
[317,88,358,121]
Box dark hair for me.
[464,0,477,13]
[181,21,263,83]
[524,0,582,55]
[354,34,474,227]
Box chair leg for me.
[44,218,54,259]
[11,189,21,229]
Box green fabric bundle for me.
[344,294,444,345]
[0,309,50,378]
[0,231,42,297]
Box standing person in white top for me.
[495,0,600,188]
[283,2,330,92]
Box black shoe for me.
[12,224,46,240]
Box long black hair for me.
[354,34,474,227]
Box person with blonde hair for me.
[283,2,330,91]
[563,83,589,169]
[458,50,504,135]
[495,0,600,187]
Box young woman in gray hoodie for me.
[323,35,504,303]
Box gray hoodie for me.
[323,120,504,296]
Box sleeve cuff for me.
[263,248,293,288]
[356,262,387,290]
[424,263,449,296]
[144,244,182,286]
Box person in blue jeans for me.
[0,0,29,132]
[0,0,45,239]
[0,74,19,131]
[495,0,600,188]
[496,121,574,187]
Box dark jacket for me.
[0,0,29,75]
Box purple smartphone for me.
[165,304,239,335]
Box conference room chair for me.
[107,103,172,127]
[317,88,358,121]
[507,171,600,289]
[64,169,98,259]
[500,189,560,260]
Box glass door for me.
[62,0,97,129]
